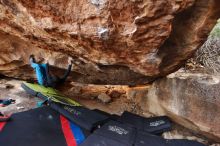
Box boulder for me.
[0,0,220,84]
[144,71,220,142]
[98,93,111,103]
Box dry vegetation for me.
[195,19,220,74]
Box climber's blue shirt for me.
[31,62,47,85]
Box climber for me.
[29,55,73,88]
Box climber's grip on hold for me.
[29,55,73,88]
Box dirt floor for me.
[0,79,40,115]
[0,78,219,146]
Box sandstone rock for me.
[109,90,122,98]
[59,71,220,143]
[143,71,220,142]
[162,129,207,144]
[0,0,220,84]
[126,86,149,100]
[59,82,128,99]
[97,93,111,103]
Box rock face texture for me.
[58,72,220,142]
[143,72,220,142]
[0,0,220,84]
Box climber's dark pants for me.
[30,57,72,88]
[46,64,72,88]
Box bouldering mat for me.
[0,106,87,146]
[22,82,110,131]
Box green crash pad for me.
[21,82,81,106]
[21,82,110,131]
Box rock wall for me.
[57,71,220,142]
[142,72,220,142]
[0,0,220,84]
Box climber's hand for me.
[68,57,73,64]
[29,54,36,63]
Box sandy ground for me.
[0,78,219,145]
[0,79,40,115]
